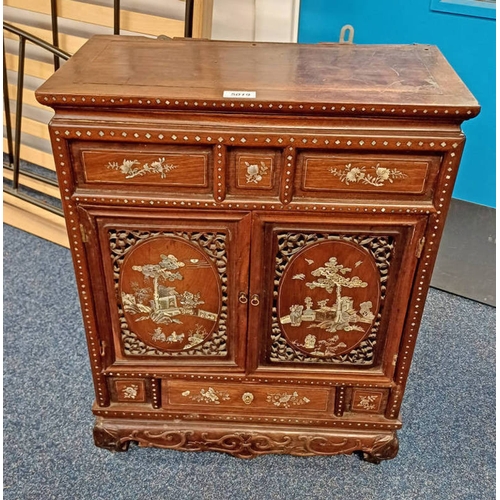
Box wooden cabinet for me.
[36,36,479,461]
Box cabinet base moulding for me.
[93,417,399,462]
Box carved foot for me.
[360,432,399,464]
[93,422,130,452]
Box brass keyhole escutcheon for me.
[242,392,254,405]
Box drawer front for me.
[227,148,282,199]
[113,379,147,403]
[295,151,439,199]
[349,388,388,414]
[72,142,212,193]
[165,381,333,412]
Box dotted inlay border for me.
[104,371,392,389]
[55,136,109,407]
[335,386,346,417]
[151,378,161,409]
[43,95,478,119]
[387,148,463,418]
[92,408,401,430]
[53,127,461,150]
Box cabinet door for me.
[80,207,251,373]
[247,212,427,383]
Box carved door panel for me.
[80,208,251,372]
[247,212,427,382]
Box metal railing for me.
[3,22,71,216]
[45,0,196,65]
[3,1,196,217]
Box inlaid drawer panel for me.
[227,148,281,198]
[295,151,440,200]
[349,389,389,414]
[112,379,147,403]
[71,142,212,194]
[164,381,333,412]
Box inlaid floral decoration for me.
[357,394,379,411]
[181,387,230,404]
[330,163,407,187]
[107,158,177,179]
[122,385,139,399]
[245,161,269,184]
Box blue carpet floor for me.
[3,223,495,499]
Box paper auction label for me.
[223,90,257,98]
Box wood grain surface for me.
[36,37,479,116]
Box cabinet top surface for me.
[36,36,479,118]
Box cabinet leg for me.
[361,431,399,464]
[93,420,130,452]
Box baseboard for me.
[3,193,69,248]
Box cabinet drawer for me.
[71,142,212,194]
[295,151,439,200]
[226,148,282,199]
[165,381,333,412]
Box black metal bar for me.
[3,163,59,188]
[3,22,71,209]
[184,0,194,37]
[3,185,63,216]
[13,36,26,191]
[50,0,60,71]
[114,0,120,35]
[3,41,14,168]
[3,23,71,60]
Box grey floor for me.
[3,223,495,500]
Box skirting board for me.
[3,197,495,306]
[3,193,69,248]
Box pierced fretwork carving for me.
[109,230,228,357]
[270,232,393,365]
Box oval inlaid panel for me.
[120,236,221,352]
[278,240,381,357]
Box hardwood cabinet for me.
[36,36,479,461]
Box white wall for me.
[211,0,300,42]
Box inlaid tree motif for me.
[306,257,368,326]
[280,250,376,349]
[121,240,220,351]
[132,254,185,312]
[122,253,196,327]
